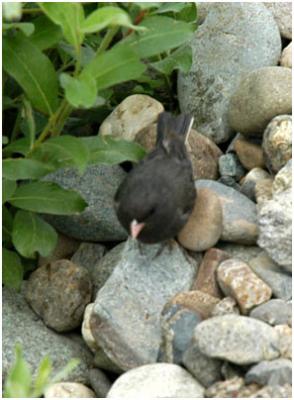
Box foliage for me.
[3,343,80,398]
[2,2,197,289]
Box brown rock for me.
[178,188,223,251]
[255,178,273,206]
[240,168,271,201]
[234,136,265,170]
[217,259,272,314]
[170,290,220,319]
[193,248,230,298]
[135,123,157,151]
[274,325,292,359]
[38,233,80,267]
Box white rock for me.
[81,303,98,353]
[280,42,292,68]
[44,382,95,398]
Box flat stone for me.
[170,290,220,319]
[204,377,259,398]
[280,42,292,68]
[193,248,229,298]
[178,3,281,143]
[262,115,292,173]
[245,358,292,386]
[88,368,112,398]
[90,239,196,370]
[194,315,280,365]
[216,243,263,263]
[265,2,292,39]
[229,67,292,136]
[211,297,240,317]
[71,242,106,279]
[196,180,258,244]
[240,168,271,201]
[99,94,164,141]
[38,233,80,267]
[3,286,93,384]
[272,159,292,195]
[274,325,292,359]
[249,252,292,300]
[107,363,204,398]
[217,259,272,314]
[44,382,95,398]
[250,299,292,326]
[250,384,292,398]
[43,164,127,241]
[234,136,265,170]
[178,188,223,251]
[25,260,92,332]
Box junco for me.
[114,111,196,244]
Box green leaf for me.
[31,356,52,398]
[133,3,161,10]
[21,98,36,149]
[3,137,31,157]
[151,45,192,75]
[82,136,146,165]
[3,249,24,291]
[155,3,187,14]
[30,135,90,174]
[81,6,146,34]
[3,32,59,116]
[176,3,197,23]
[3,178,17,204]
[81,45,146,91]
[30,15,63,50]
[38,3,85,52]
[3,22,35,36]
[3,206,14,245]
[9,181,88,215]
[3,159,55,181]
[123,16,194,58]
[12,210,58,258]
[60,73,97,109]
[3,3,22,21]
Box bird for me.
[114,111,196,244]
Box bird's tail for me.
[156,112,194,146]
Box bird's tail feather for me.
[157,112,194,145]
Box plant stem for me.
[22,8,42,14]
[97,26,119,56]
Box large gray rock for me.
[196,180,258,244]
[265,2,292,39]
[245,358,292,386]
[3,286,93,384]
[44,164,127,241]
[178,3,281,143]
[194,315,280,365]
[91,239,197,371]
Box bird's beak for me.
[130,219,145,239]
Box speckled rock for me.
[265,2,292,39]
[218,153,246,180]
[71,242,106,279]
[43,164,127,241]
[3,286,93,384]
[183,341,222,388]
[272,159,292,194]
[216,243,263,263]
[135,123,157,151]
[205,377,260,398]
[245,358,292,386]
[90,239,197,370]
[38,233,80,267]
[234,136,265,170]
[178,188,223,251]
[251,383,292,398]
[211,297,240,317]
[107,363,204,398]
[196,180,258,244]
[249,252,292,300]
[192,248,229,298]
[217,259,272,314]
[99,95,164,141]
[250,299,292,326]
[255,178,274,205]
[81,303,98,353]
[194,315,280,365]
[44,382,95,398]
[275,325,292,359]
[280,42,292,68]
[229,67,292,136]
[258,189,292,271]
[88,368,112,398]
[240,168,271,201]
[25,260,92,332]
[178,3,281,143]
[262,115,292,173]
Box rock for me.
[249,252,292,300]
[218,175,241,191]
[196,180,258,244]
[221,362,243,380]
[245,359,292,386]
[43,164,127,242]
[178,188,223,251]
[272,159,292,194]
[217,259,272,314]
[107,363,204,398]
[240,168,271,201]
[183,341,222,388]
[38,233,80,267]
[229,67,292,136]
[255,178,274,205]
[90,239,196,370]
[216,243,263,263]
[82,303,98,353]
[265,2,292,39]
[88,368,112,398]
[234,136,265,170]
[178,3,281,143]
[218,153,246,180]
[251,384,292,398]
[280,42,292,68]
[262,115,292,173]
[204,377,259,398]
[3,286,93,384]
[192,248,229,298]
[275,325,292,359]
[194,315,280,365]
[257,189,292,271]
[44,382,95,398]
[135,123,157,152]
[99,95,164,141]
[25,260,92,332]
[71,243,106,279]
[250,299,292,326]
[211,297,240,317]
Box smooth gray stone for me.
[88,368,112,398]
[250,299,292,326]
[245,359,292,386]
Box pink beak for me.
[130,219,145,239]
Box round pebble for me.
[250,299,292,326]
[234,136,265,170]
[272,159,292,195]
[44,382,95,398]
[240,168,270,201]
[280,42,292,68]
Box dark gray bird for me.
[114,112,196,243]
